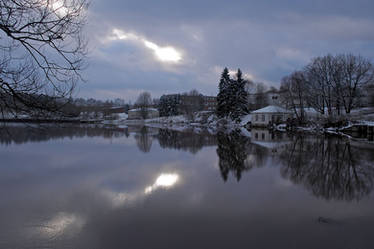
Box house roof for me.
[252,105,291,114]
[129,108,158,112]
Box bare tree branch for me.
[0,0,89,118]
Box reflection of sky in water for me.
[39,212,85,237]
[0,125,374,249]
[145,173,179,194]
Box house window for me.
[255,115,258,121]
[262,115,265,121]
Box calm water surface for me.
[1,124,374,249]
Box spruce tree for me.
[230,69,248,122]
[217,67,231,118]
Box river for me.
[1,124,374,249]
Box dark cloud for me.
[80,0,374,101]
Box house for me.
[128,108,159,120]
[251,105,292,127]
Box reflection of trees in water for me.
[216,130,268,181]
[134,126,153,153]
[156,129,217,154]
[0,125,129,145]
[279,136,374,201]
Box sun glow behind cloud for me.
[109,28,182,63]
[44,0,69,16]
[144,41,182,62]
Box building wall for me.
[203,96,217,111]
[162,94,217,113]
[251,113,290,126]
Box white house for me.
[251,105,292,127]
[128,108,159,120]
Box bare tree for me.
[135,91,152,119]
[337,54,374,113]
[0,0,89,118]
[304,54,374,116]
[304,55,335,115]
[280,71,307,124]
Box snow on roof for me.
[129,108,159,112]
[240,114,252,125]
[252,105,291,114]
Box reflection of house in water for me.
[251,129,291,155]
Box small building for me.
[161,93,217,113]
[251,105,292,127]
[203,96,217,111]
[128,108,159,120]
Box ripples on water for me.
[0,124,374,249]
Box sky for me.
[78,0,374,102]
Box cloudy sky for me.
[78,0,374,101]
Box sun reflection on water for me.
[145,173,179,194]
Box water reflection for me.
[217,129,374,201]
[1,124,374,248]
[217,130,252,181]
[1,124,373,201]
[279,135,374,201]
[157,128,217,153]
[38,212,85,238]
[0,124,129,145]
[145,173,179,194]
[134,126,154,153]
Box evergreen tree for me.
[216,67,231,118]
[230,69,249,121]
[158,94,180,117]
[158,95,168,117]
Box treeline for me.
[1,94,131,119]
[281,54,374,123]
